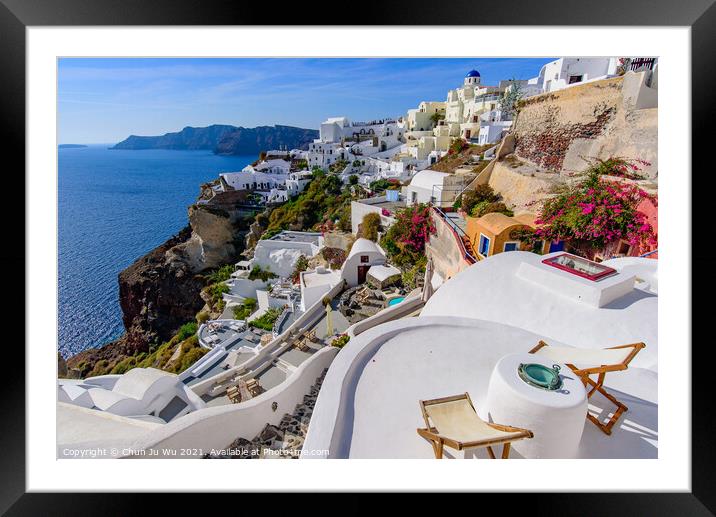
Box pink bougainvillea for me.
[393,203,436,254]
[535,168,657,251]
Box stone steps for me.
[205,368,328,460]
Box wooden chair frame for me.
[529,340,646,435]
[416,392,533,459]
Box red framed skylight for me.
[542,253,617,281]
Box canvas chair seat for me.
[424,398,527,445]
[417,393,533,459]
[529,340,646,435]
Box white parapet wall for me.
[123,345,339,457]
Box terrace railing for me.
[432,206,477,264]
[629,57,657,72]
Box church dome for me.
[465,69,481,78]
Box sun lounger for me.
[529,340,646,435]
[417,393,533,459]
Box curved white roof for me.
[347,238,386,260]
[422,251,657,371]
[409,169,449,190]
[113,368,176,400]
[367,264,401,282]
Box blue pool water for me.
[58,145,254,358]
[387,297,405,307]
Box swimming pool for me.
[387,297,405,307]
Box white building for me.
[350,191,404,235]
[406,101,446,132]
[531,57,620,93]
[285,170,314,197]
[253,231,324,278]
[405,169,473,207]
[340,238,388,287]
[253,158,291,175]
[299,266,343,312]
[303,252,658,459]
[310,116,406,170]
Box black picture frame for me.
[2,0,711,512]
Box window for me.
[360,255,369,263]
[617,241,631,255]
[503,242,518,252]
[568,75,583,84]
[478,234,491,256]
[542,253,617,281]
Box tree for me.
[430,111,445,127]
[349,175,359,185]
[360,212,382,241]
[500,79,524,118]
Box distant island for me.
[58,144,88,149]
[111,124,319,155]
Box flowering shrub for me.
[380,204,436,270]
[448,138,468,155]
[331,334,350,348]
[535,169,657,251]
[582,156,650,180]
[391,204,436,254]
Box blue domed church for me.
[464,69,481,86]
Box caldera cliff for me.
[66,191,254,378]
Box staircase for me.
[205,369,327,459]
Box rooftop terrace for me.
[303,253,657,459]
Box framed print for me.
[2,0,713,511]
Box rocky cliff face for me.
[66,202,252,377]
[214,125,318,155]
[112,125,238,150]
[111,124,318,154]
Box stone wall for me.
[512,73,657,178]
[425,210,472,283]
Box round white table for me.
[485,352,587,458]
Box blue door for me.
[549,240,565,253]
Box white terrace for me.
[303,251,657,459]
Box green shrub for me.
[232,298,257,320]
[206,282,230,306]
[360,212,381,241]
[290,255,310,283]
[196,310,210,324]
[461,184,498,213]
[175,347,209,374]
[249,307,282,331]
[207,264,234,284]
[470,201,513,218]
[247,265,278,282]
[175,321,198,342]
[111,356,136,375]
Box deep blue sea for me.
[58,145,254,358]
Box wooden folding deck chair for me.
[226,385,241,404]
[417,393,533,459]
[529,340,646,435]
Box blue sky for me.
[58,57,555,144]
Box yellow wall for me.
[466,216,548,259]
